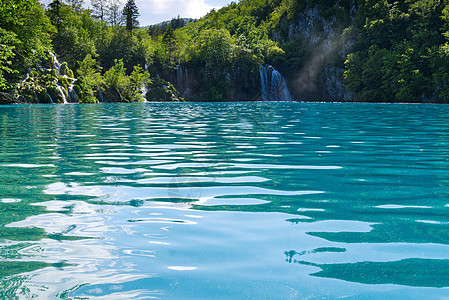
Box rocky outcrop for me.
[274,2,357,101]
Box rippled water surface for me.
[1,102,449,299]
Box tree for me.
[196,29,232,69]
[107,0,122,27]
[91,0,108,22]
[0,35,18,91]
[66,0,83,12]
[76,54,103,103]
[103,59,147,102]
[162,24,176,53]
[50,6,98,69]
[122,0,139,32]
[0,0,54,94]
[170,15,185,30]
[129,64,150,101]
[48,0,62,32]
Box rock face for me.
[273,2,357,101]
[165,64,261,101]
[160,2,358,101]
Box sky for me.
[39,0,231,26]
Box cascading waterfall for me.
[57,86,67,104]
[259,65,293,101]
[49,52,76,104]
[49,52,62,74]
[141,63,149,102]
[176,64,190,98]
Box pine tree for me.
[122,0,139,32]
[48,0,62,32]
[162,24,176,53]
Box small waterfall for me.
[177,65,183,92]
[271,69,292,101]
[141,65,150,102]
[68,81,78,102]
[49,52,62,75]
[49,52,76,103]
[47,93,54,104]
[98,88,104,103]
[57,86,68,103]
[259,65,293,101]
[259,65,270,100]
[176,64,189,97]
[140,85,148,102]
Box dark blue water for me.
[1,102,449,299]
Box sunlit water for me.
[1,102,449,299]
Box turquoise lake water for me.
[1,102,449,298]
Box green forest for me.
[1,0,449,103]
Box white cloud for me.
[39,0,226,26]
[137,0,222,25]
[139,0,177,15]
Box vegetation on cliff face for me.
[1,0,449,103]
[345,0,449,102]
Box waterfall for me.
[185,66,188,88]
[68,81,78,102]
[48,52,76,103]
[271,69,292,101]
[97,88,104,103]
[141,65,150,102]
[259,65,293,101]
[176,64,189,98]
[177,65,183,92]
[49,52,62,75]
[140,85,148,102]
[57,86,68,104]
[47,93,54,104]
[259,65,270,100]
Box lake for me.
[1,102,449,299]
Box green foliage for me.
[103,59,148,102]
[1,0,449,103]
[91,0,108,22]
[50,6,101,69]
[0,0,54,93]
[146,77,182,101]
[199,75,232,100]
[76,54,103,103]
[18,68,68,103]
[123,0,139,32]
[0,31,18,91]
[344,0,449,102]
[103,59,128,101]
[196,29,233,69]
